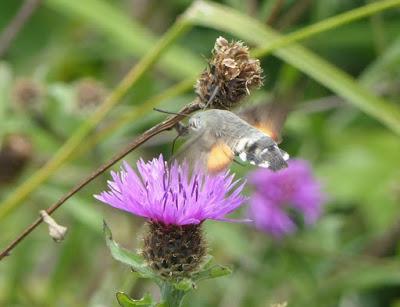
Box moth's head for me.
[188,113,204,132]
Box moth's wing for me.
[237,100,290,144]
[206,142,234,173]
[173,133,206,167]
[174,133,234,174]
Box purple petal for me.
[94,155,247,225]
[248,159,325,238]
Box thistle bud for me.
[11,78,43,110]
[195,36,263,109]
[141,222,206,279]
[0,134,33,184]
[75,78,107,111]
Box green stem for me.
[0,17,192,220]
[161,282,186,307]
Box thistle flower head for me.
[11,78,43,110]
[195,36,263,109]
[95,155,246,279]
[248,159,325,238]
[95,155,246,225]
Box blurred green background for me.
[1,0,400,306]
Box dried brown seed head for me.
[0,134,33,185]
[11,78,43,110]
[195,36,263,109]
[75,78,107,111]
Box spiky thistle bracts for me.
[141,221,207,279]
[195,36,263,110]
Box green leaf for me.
[0,62,13,142]
[116,292,154,307]
[191,255,232,282]
[173,278,195,292]
[194,264,232,282]
[191,256,233,282]
[199,255,214,270]
[103,221,155,279]
[184,0,400,134]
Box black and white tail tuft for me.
[237,138,289,171]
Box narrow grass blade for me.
[45,0,203,79]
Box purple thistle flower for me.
[94,155,246,225]
[248,159,325,237]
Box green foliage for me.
[104,221,155,280]
[191,255,233,282]
[1,0,400,306]
[45,0,203,80]
[116,292,154,307]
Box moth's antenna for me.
[153,107,189,156]
[203,85,219,109]
[153,108,190,117]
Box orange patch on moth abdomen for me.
[207,142,234,173]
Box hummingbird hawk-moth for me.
[177,101,290,173]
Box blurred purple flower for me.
[95,155,246,225]
[248,159,325,237]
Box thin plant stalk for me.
[161,283,186,307]
[0,0,42,57]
